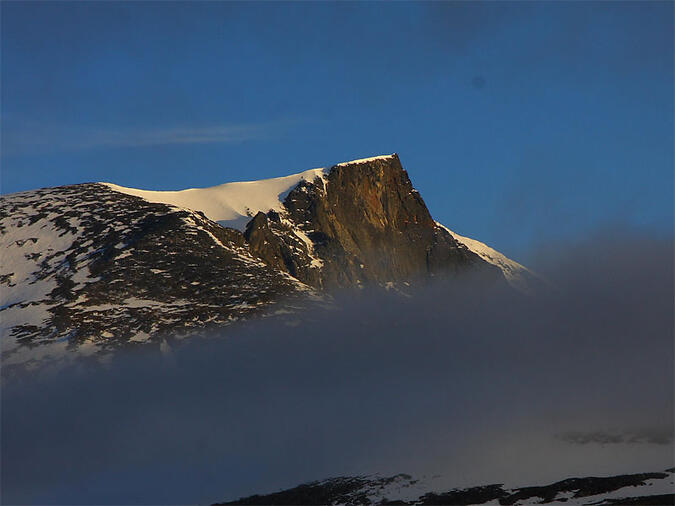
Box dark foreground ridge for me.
[217,469,675,505]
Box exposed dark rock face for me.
[217,469,675,506]
[244,211,322,288]
[246,155,501,289]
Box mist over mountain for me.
[2,225,672,504]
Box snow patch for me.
[102,155,396,231]
[102,168,327,231]
[436,222,541,294]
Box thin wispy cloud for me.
[73,125,268,148]
[557,428,674,446]
[2,120,296,155]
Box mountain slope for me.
[0,183,314,370]
[436,223,542,294]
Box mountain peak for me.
[100,154,402,231]
[1,154,538,370]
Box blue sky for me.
[2,1,672,263]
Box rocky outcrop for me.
[245,154,501,289]
[243,211,322,288]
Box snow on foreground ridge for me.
[102,155,397,231]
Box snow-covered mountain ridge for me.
[217,469,675,505]
[103,166,328,231]
[0,183,316,372]
[1,154,539,370]
[102,155,401,230]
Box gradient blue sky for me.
[2,1,672,263]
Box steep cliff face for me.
[246,154,500,289]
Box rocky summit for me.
[244,155,500,289]
[0,154,538,370]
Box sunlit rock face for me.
[248,154,500,289]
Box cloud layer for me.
[2,227,673,505]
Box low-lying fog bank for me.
[2,228,672,504]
